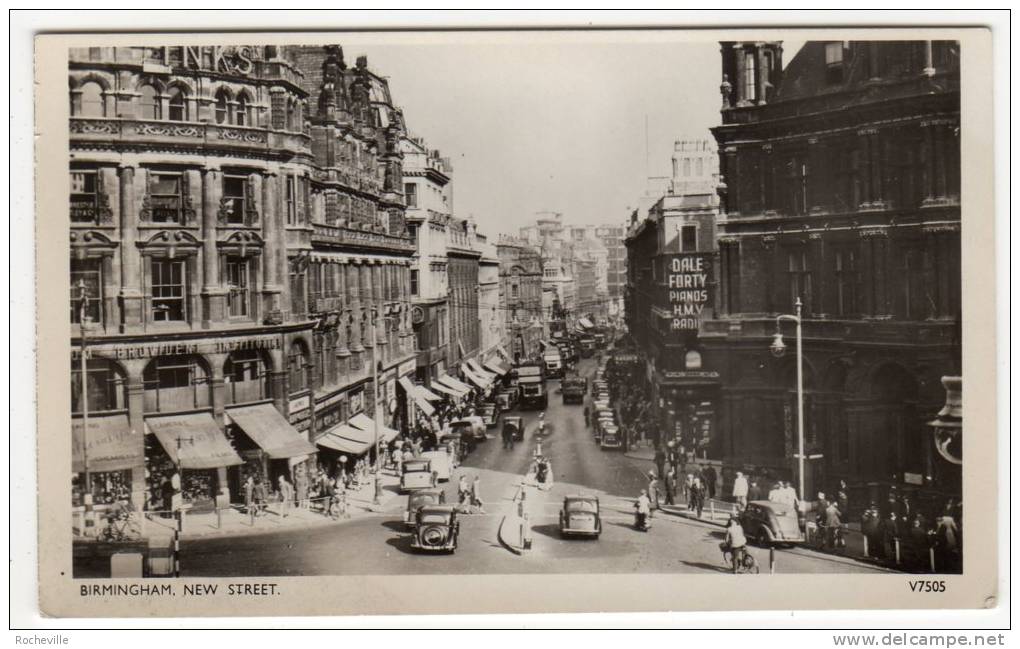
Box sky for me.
[358,37,802,238]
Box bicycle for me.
[721,545,759,574]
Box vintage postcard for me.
[33,26,997,618]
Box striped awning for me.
[430,381,465,398]
[349,413,400,444]
[400,376,435,417]
[438,374,472,394]
[484,360,509,376]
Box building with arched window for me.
[68,45,416,518]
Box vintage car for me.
[400,459,437,493]
[740,500,806,547]
[495,389,517,411]
[502,415,525,442]
[404,487,446,528]
[561,377,587,404]
[599,424,623,449]
[410,504,460,553]
[450,416,487,442]
[479,403,500,428]
[420,450,452,482]
[558,495,602,538]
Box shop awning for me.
[349,413,399,444]
[225,403,316,459]
[461,365,491,390]
[466,359,496,380]
[496,345,511,361]
[416,385,443,402]
[145,412,243,470]
[438,374,472,395]
[430,380,465,398]
[484,360,509,376]
[400,376,435,417]
[579,317,595,329]
[315,426,372,456]
[457,340,467,359]
[72,414,143,473]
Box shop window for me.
[139,84,161,120]
[70,170,100,223]
[224,349,269,404]
[167,87,188,121]
[150,258,187,322]
[222,175,249,225]
[75,82,105,118]
[142,355,210,413]
[148,171,184,223]
[70,258,103,325]
[214,88,231,125]
[226,256,252,318]
[71,358,126,414]
[288,340,310,393]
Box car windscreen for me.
[566,500,597,513]
[419,514,449,525]
[410,494,438,507]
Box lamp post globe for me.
[770,332,787,357]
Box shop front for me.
[223,402,316,504]
[72,414,144,507]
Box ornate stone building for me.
[703,40,961,511]
[497,235,544,364]
[68,45,416,514]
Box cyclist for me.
[721,515,749,573]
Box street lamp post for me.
[76,280,91,505]
[770,297,806,503]
[371,307,382,506]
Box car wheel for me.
[757,527,771,547]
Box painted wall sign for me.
[662,253,713,333]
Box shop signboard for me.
[661,253,713,339]
[398,358,417,377]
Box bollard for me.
[769,546,776,574]
[929,547,936,573]
[862,534,869,558]
[710,500,715,521]
[894,538,901,564]
[216,507,222,530]
[173,509,182,578]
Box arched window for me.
[70,358,127,414]
[78,82,105,118]
[139,84,160,120]
[235,93,250,126]
[167,87,187,121]
[288,340,310,393]
[214,88,231,125]
[684,350,703,370]
[142,354,211,413]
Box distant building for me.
[497,236,544,363]
[401,134,452,385]
[446,217,481,370]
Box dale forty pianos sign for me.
[661,253,713,335]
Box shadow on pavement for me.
[679,560,735,574]
[380,519,409,533]
[383,534,417,555]
[530,523,562,539]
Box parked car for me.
[599,424,622,450]
[420,450,452,482]
[479,404,500,428]
[502,415,525,442]
[450,416,486,442]
[409,505,460,553]
[561,377,587,404]
[740,500,806,547]
[404,487,446,528]
[558,495,602,538]
[400,459,436,493]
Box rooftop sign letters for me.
[663,254,712,335]
[162,46,258,76]
[73,334,281,361]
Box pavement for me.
[74,357,900,578]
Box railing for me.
[310,222,414,252]
[143,385,211,413]
[70,118,310,155]
[701,316,958,345]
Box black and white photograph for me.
[21,18,1001,624]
